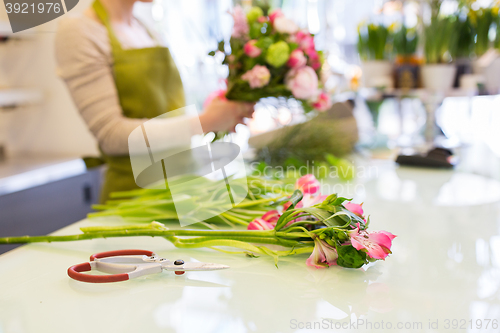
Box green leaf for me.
[274,190,303,230]
[336,245,367,268]
[288,42,298,52]
[249,22,264,39]
[256,37,273,50]
[319,206,364,229]
[287,190,304,209]
[321,193,351,206]
[208,50,216,56]
[217,40,225,53]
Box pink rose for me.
[310,61,321,70]
[268,9,284,24]
[243,40,262,58]
[231,6,249,38]
[287,49,307,68]
[273,16,299,34]
[305,48,321,70]
[241,65,271,88]
[312,92,331,112]
[285,66,318,99]
[296,31,315,50]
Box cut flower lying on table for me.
[0,175,395,270]
[246,175,395,268]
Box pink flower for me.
[284,192,326,211]
[257,16,267,23]
[312,92,331,112]
[247,218,273,230]
[203,89,227,108]
[306,236,338,268]
[287,49,307,68]
[273,16,299,34]
[231,6,249,38]
[285,66,319,100]
[295,174,320,194]
[301,194,327,207]
[343,202,364,219]
[241,65,271,88]
[282,194,326,226]
[247,210,281,230]
[305,48,319,61]
[305,48,321,70]
[295,31,315,50]
[261,210,280,224]
[283,200,304,211]
[348,224,396,260]
[268,9,284,24]
[243,40,262,58]
[311,62,321,70]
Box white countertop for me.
[1,161,500,333]
[0,155,86,195]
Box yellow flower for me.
[492,6,499,16]
[357,20,367,33]
[388,22,398,33]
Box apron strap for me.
[92,0,123,51]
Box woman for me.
[55,0,253,202]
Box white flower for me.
[273,17,299,35]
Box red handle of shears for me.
[89,249,155,261]
[68,249,155,283]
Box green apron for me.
[92,0,185,203]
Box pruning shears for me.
[67,249,229,283]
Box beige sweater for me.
[55,14,196,156]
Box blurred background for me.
[1,0,500,251]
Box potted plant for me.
[357,22,394,89]
[469,7,497,60]
[393,24,420,89]
[469,6,500,93]
[422,16,457,91]
[449,15,474,87]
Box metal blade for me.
[162,262,229,271]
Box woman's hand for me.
[199,97,254,133]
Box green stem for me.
[219,213,249,226]
[235,195,287,208]
[0,228,289,244]
[167,235,302,247]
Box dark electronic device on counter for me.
[396,147,455,169]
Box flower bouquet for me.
[207,6,331,115]
[0,175,395,269]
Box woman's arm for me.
[55,16,196,156]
